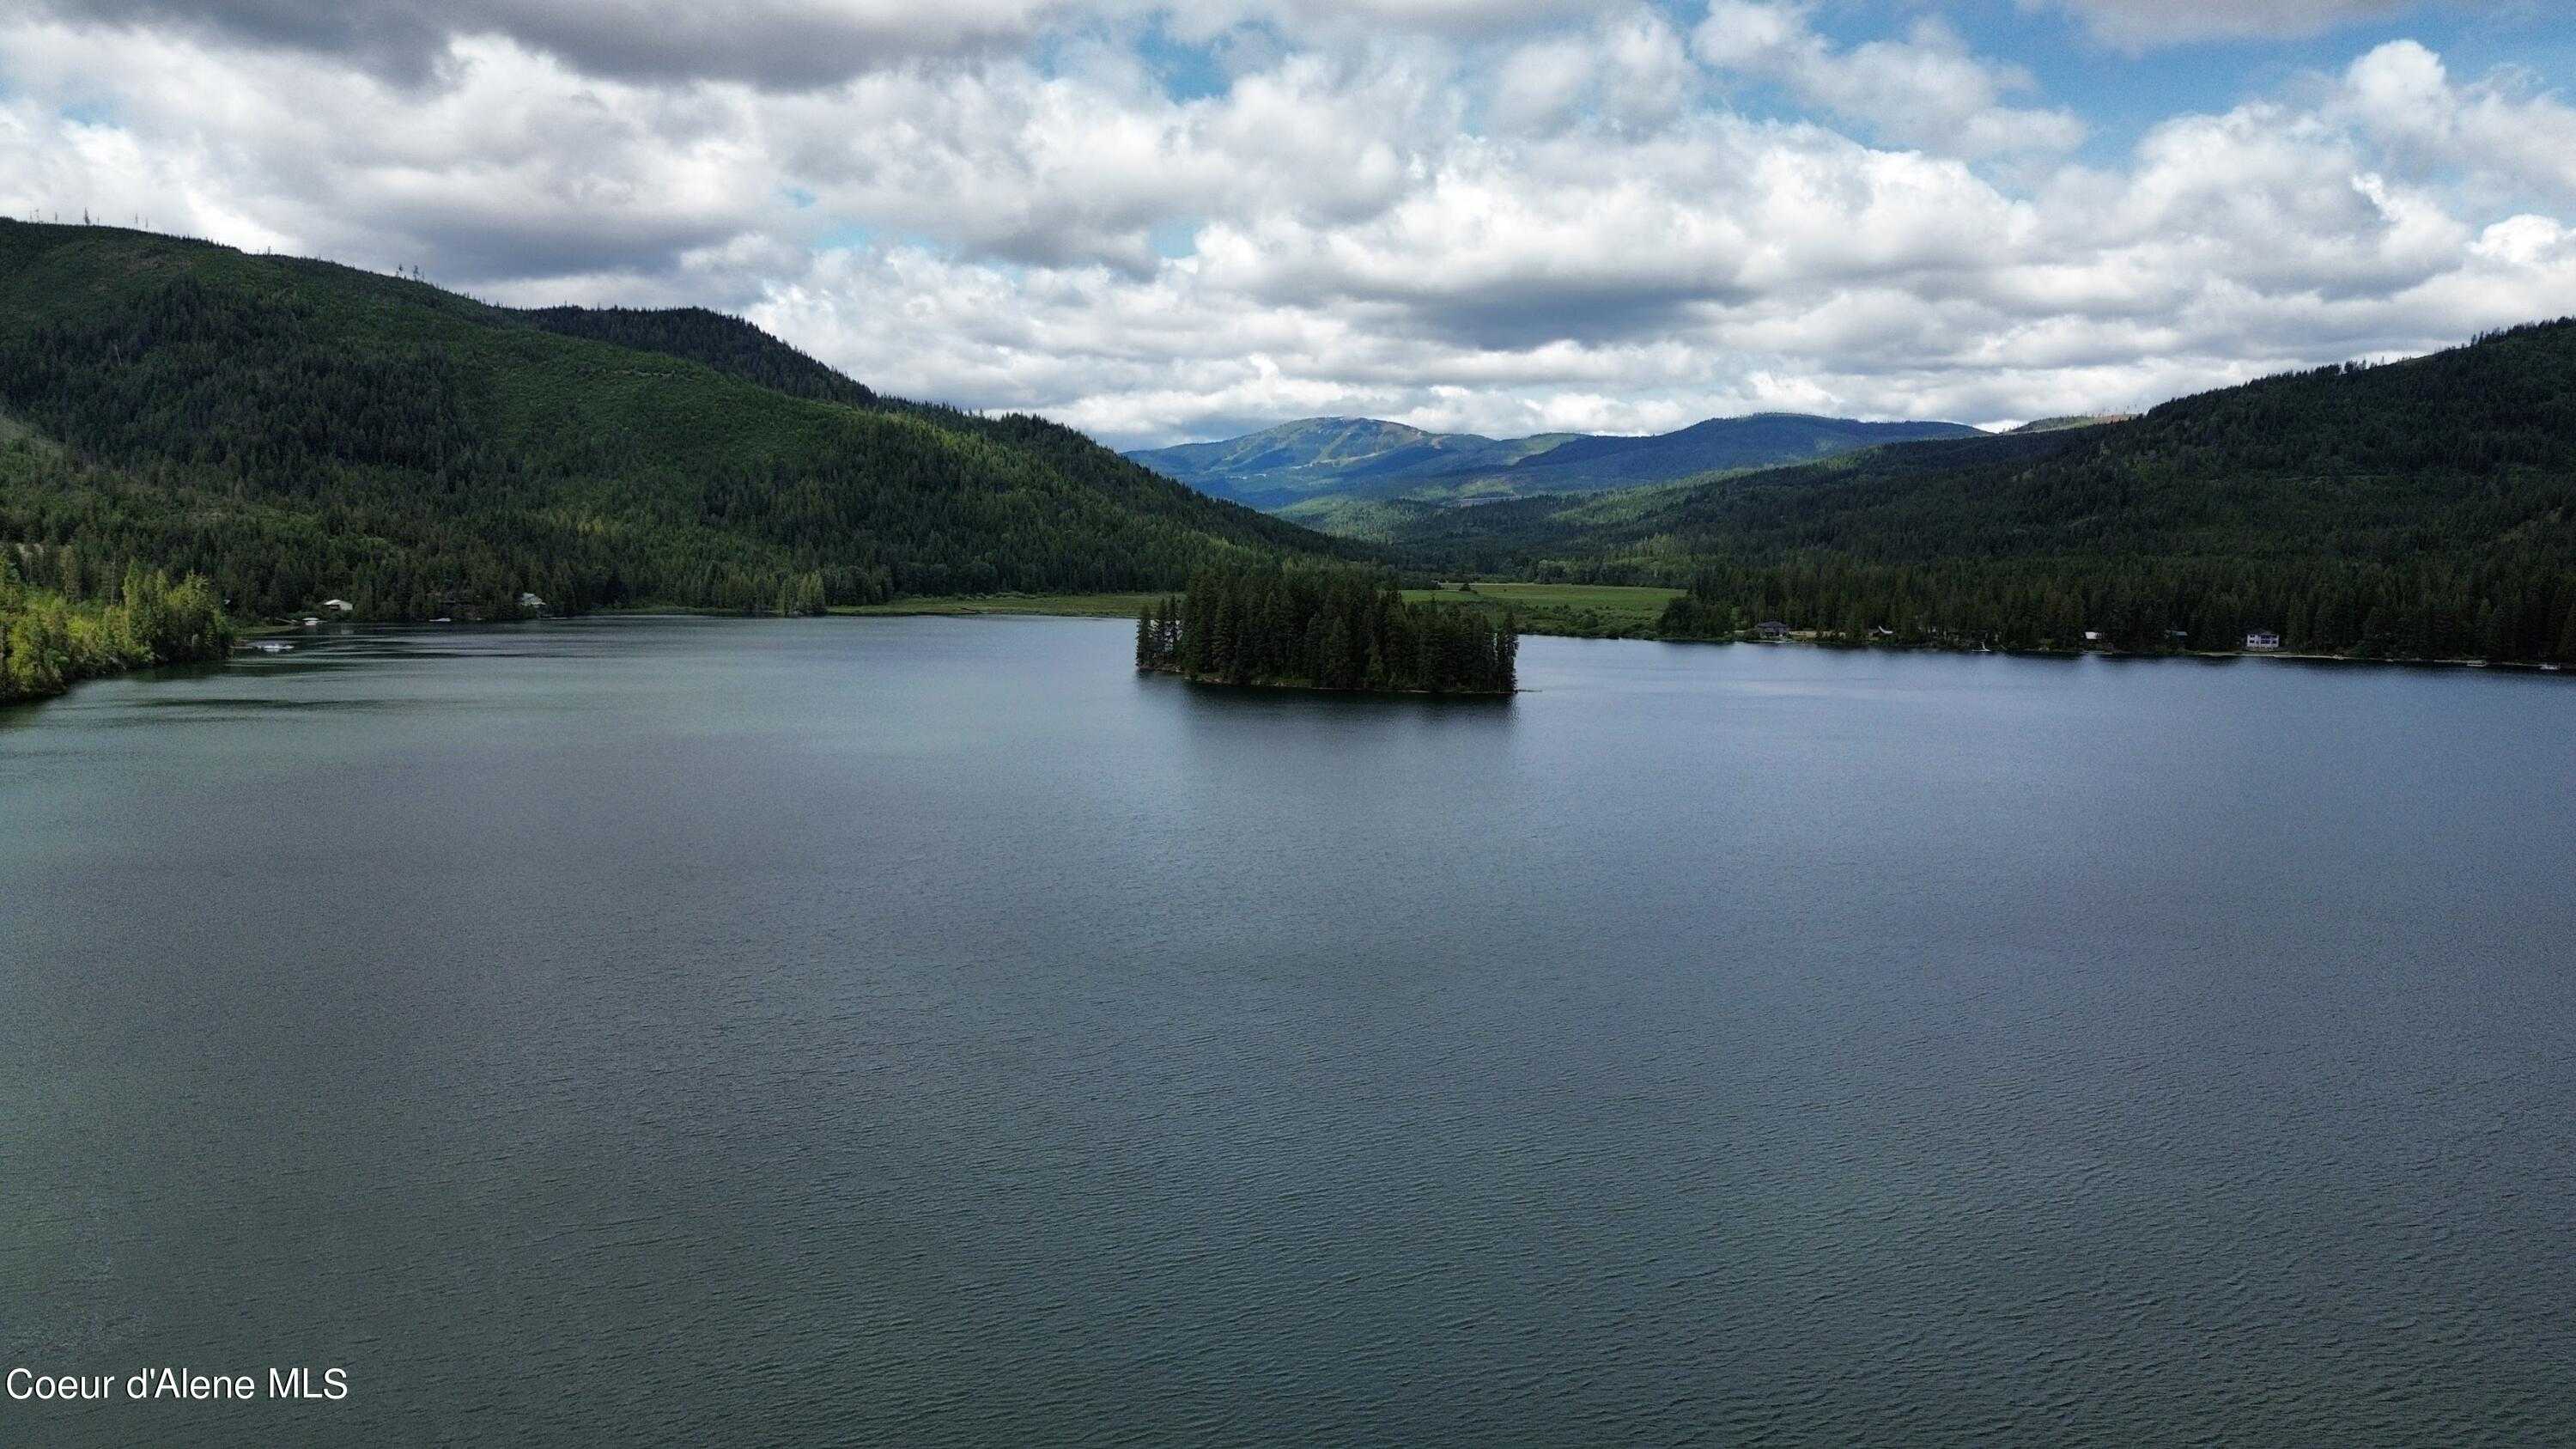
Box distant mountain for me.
[1378,320,2576,662]
[1494,414,1986,491]
[1127,413,1986,517]
[1127,417,1575,509]
[0,222,1358,619]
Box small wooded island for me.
[1138,568,1517,694]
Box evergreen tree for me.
[0,556,233,703]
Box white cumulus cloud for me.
[0,3,2568,447]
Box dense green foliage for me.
[0,556,230,701]
[519,305,879,409]
[1397,322,2576,661]
[1652,553,2576,661]
[1137,568,1517,693]
[0,221,1356,622]
[1273,493,1444,542]
[1127,413,1981,518]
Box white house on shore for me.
[320,598,352,613]
[2245,630,2282,652]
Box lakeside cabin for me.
[2245,630,2283,652]
[320,598,352,613]
[1757,621,1791,640]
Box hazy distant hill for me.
[1127,412,1984,516]
[1495,414,1985,491]
[0,222,1357,618]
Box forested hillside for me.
[1396,323,2576,661]
[0,222,1356,621]
[519,305,879,408]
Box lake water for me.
[4,616,2573,1445]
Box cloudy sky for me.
[3,1,2570,445]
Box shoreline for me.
[832,593,1163,621]
[216,603,2576,674]
[1,641,236,708]
[313,604,2576,673]
[16,601,2557,707]
[1661,633,2569,674]
[1137,661,1514,698]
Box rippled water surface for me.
[4,617,2573,1445]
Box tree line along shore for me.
[0,558,232,703]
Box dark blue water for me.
[4,617,2573,1445]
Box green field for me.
[1403,581,1681,639]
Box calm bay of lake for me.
[3,616,2572,1445]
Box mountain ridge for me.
[1126,412,1985,516]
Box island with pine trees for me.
[1137,568,1517,695]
